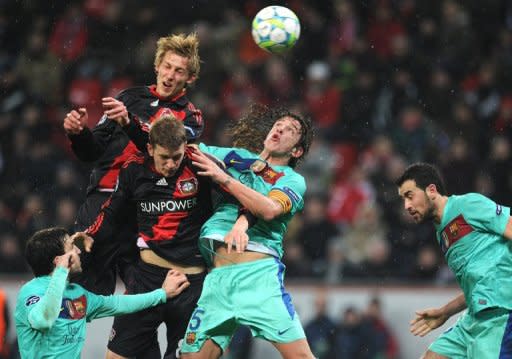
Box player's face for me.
[149,143,185,177]
[63,235,82,274]
[398,179,436,223]
[263,116,303,159]
[155,51,196,99]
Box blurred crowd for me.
[1,0,512,286]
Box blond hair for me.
[154,33,201,78]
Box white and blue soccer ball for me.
[251,5,301,54]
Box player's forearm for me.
[440,292,467,317]
[69,128,105,162]
[92,289,166,319]
[122,116,149,152]
[222,178,282,220]
[28,266,69,330]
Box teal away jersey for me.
[434,193,512,314]
[15,266,166,359]
[198,143,306,265]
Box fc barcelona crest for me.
[186,332,196,345]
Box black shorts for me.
[107,260,206,359]
[72,191,139,295]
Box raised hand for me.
[71,232,95,253]
[63,108,88,135]
[102,97,129,126]
[190,148,229,184]
[162,270,190,298]
[410,308,449,337]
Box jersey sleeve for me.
[22,267,69,331]
[183,102,203,142]
[85,288,166,321]
[68,116,117,162]
[198,143,234,162]
[269,173,306,215]
[85,165,133,241]
[123,115,149,152]
[461,193,511,236]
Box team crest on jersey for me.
[258,166,284,185]
[59,295,87,320]
[440,215,473,254]
[178,178,198,195]
[186,332,196,345]
[25,295,40,306]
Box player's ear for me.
[186,74,197,85]
[147,143,154,156]
[290,146,303,158]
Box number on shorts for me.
[188,308,205,331]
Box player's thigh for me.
[237,259,305,344]
[272,338,314,359]
[107,307,162,357]
[428,325,468,358]
[181,269,239,354]
[469,308,512,358]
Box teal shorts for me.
[181,257,305,354]
[429,308,512,358]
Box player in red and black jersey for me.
[78,116,212,359]
[63,33,203,295]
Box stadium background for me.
[0,0,510,357]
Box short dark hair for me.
[149,115,187,150]
[395,163,447,195]
[25,227,68,277]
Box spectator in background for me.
[297,194,339,277]
[305,291,336,359]
[330,306,371,358]
[15,31,62,105]
[303,61,342,140]
[363,296,400,359]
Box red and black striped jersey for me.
[86,148,212,266]
[68,85,203,195]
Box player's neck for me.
[433,195,449,224]
[259,150,290,166]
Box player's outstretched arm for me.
[190,148,283,220]
[410,292,466,337]
[86,270,190,320]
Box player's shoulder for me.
[122,152,145,169]
[116,86,150,101]
[455,192,491,204]
[16,278,44,305]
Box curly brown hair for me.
[229,103,313,168]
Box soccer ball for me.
[252,6,301,54]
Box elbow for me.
[260,207,281,221]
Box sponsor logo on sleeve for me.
[25,295,40,306]
[496,204,502,215]
[282,186,300,204]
